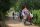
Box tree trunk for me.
[0,11,5,27]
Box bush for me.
[32,10,40,25]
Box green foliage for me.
[0,0,11,21]
[13,0,40,12]
[14,1,21,12]
[32,10,40,25]
[0,0,18,21]
[10,0,17,6]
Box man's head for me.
[21,3,29,10]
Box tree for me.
[0,0,17,21]
[0,0,10,21]
[0,0,17,27]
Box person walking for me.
[21,3,30,24]
[13,12,14,20]
[21,3,33,25]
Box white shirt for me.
[22,8,29,16]
[30,13,33,17]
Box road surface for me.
[5,20,39,27]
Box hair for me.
[21,3,29,10]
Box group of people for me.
[13,3,33,25]
[21,6,33,23]
[19,3,33,25]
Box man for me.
[21,6,30,23]
[13,12,14,20]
